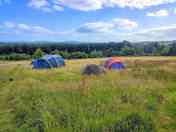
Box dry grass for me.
[0,57,176,132]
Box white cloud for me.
[18,24,31,30]
[3,21,56,35]
[28,0,59,12]
[53,0,106,11]
[2,21,176,41]
[54,0,176,11]
[113,18,138,29]
[77,22,114,33]
[76,18,138,33]
[130,25,176,41]
[2,18,137,37]
[28,0,176,12]
[109,0,176,9]
[32,26,54,34]
[76,22,176,41]
[28,0,49,9]
[28,0,54,12]
[147,9,169,17]
[53,5,64,11]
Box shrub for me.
[32,48,44,59]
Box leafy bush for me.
[32,48,44,59]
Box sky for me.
[0,0,176,42]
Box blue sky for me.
[0,0,176,42]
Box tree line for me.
[0,40,176,60]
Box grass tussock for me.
[0,57,176,132]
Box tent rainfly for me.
[103,57,125,70]
[32,55,65,69]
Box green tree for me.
[59,51,70,59]
[89,50,103,58]
[121,46,135,56]
[32,48,44,59]
[157,45,169,56]
[51,49,60,55]
[71,52,88,59]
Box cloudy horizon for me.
[0,0,176,42]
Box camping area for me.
[0,57,176,132]
[1,0,176,131]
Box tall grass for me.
[0,57,176,132]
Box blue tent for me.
[110,63,125,70]
[104,57,125,70]
[32,55,65,69]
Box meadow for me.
[0,57,176,132]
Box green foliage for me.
[89,50,103,58]
[121,46,136,56]
[0,53,31,61]
[58,51,70,59]
[0,41,176,59]
[33,48,44,59]
[71,52,88,59]
[51,49,60,55]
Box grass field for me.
[0,57,176,132]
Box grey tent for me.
[81,64,106,76]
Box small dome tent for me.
[81,64,106,76]
[32,55,65,69]
[104,57,125,70]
